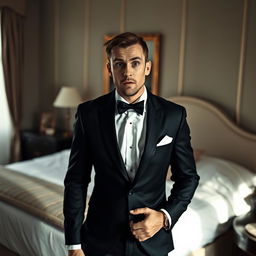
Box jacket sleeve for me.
[63,104,93,245]
[164,107,200,228]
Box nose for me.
[124,64,133,77]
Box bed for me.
[0,96,256,256]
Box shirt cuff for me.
[66,244,82,250]
[160,208,172,229]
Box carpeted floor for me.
[0,244,18,256]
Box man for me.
[64,32,199,256]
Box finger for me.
[136,234,149,241]
[132,227,149,236]
[131,221,145,230]
[130,207,150,215]
[138,236,151,242]
[132,229,151,241]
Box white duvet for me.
[2,151,255,256]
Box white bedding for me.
[2,150,255,256]
[169,156,255,255]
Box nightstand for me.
[21,131,72,160]
[233,212,256,256]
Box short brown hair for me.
[104,32,149,61]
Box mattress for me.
[1,150,255,256]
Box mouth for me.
[122,80,136,85]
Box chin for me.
[123,89,138,97]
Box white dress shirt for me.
[67,87,171,251]
[115,88,147,181]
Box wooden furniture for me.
[21,131,72,160]
[233,212,256,256]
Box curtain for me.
[1,7,24,162]
[0,0,27,16]
[0,11,12,164]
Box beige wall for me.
[22,0,40,129]
[22,0,256,133]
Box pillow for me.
[197,155,255,187]
[196,155,256,215]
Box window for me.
[0,11,13,164]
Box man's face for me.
[107,43,151,102]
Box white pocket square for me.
[156,135,173,147]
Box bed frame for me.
[169,96,256,174]
[168,96,256,256]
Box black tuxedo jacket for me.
[64,90,199,256]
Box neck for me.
[118,87,145,104]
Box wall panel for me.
[22,0,40,129]
[39,0,55,113]
[58,0,85,91]
[88,0,121,98]
[23,0,256,133]
[241,0,256,132]
[184,0,243,118]
[126,0,182,97]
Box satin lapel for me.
[133,93,163,184]
[99,91,130,182]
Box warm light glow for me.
[53,86,82,108]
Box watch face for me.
[163,214,169,229]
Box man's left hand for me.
[130,207,164,242]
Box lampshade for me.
[53,86,82,108]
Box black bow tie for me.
[117,100,144,115]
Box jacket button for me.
[128,192,133,196]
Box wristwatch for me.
[162,212,170,230]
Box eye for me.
[132,61,140,68]
[114,62,125,68]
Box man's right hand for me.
[68,249,85,256]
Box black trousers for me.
[82,233,168,256]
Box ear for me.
[107,62,112,77]
[145,61,152,76]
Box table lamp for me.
[53,86,82,136]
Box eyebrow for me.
[113,57,142,62]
